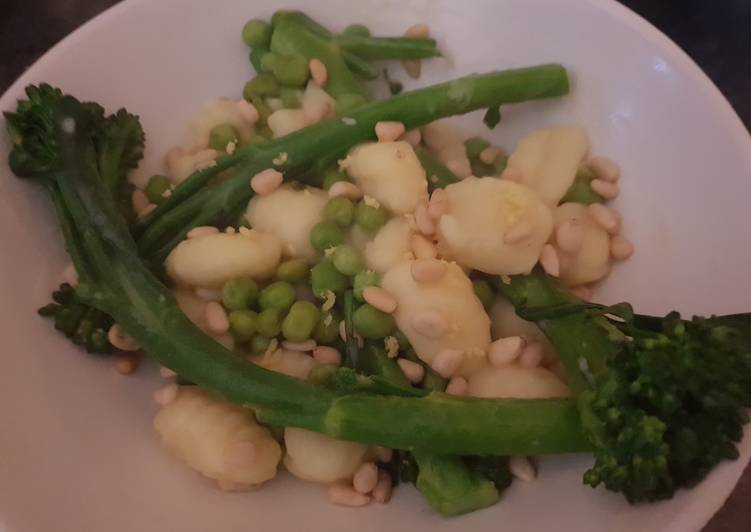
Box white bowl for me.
[1,0,749,531]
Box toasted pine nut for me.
[397,358,425,383]
[479,146,503,165]
[63,263,79,287]
[328,483,371,506]
[428,189,448,219]
[328,181,363,200]
[309,58,328,86]
[401,59,421,79]
[374,446,393,463]
[372,470,393,503]
[446,158,471,179]
[250,168,283,195]
[186,226,220,239]
[108,324,140,351]
[282,339,317,352]
[431,348,463,378]
[400,128,421,147]
[539,244,560,277]
[519,342,544,368]
[236,99,259,123]
[414,204,435,235]
[411,234,437,259]
[509,456,536,481]
[555,220,584,253]
[588,157,621,182]
[154,384,179,406]
[410,258,447,283]
[114,355,138,375]
[353,462,379,494]
[590,179,620,199]
[159,367,177,379]
[313,346,342,365]
[194,288,222,302]
[411,309,447,338]
[446,376,468,396]
[504,221,533,244]
[588,203,621,234]
[405,23,430,38]
[362,287,398,314]
[205,302,230,335]
[375,121,406,143]
[610,235,635,260]
[489,336,525,366]
[132,189,149,213]
[500,167,522,182]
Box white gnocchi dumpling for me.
[154,386,282,490]
[422,121,471,177]
[245,185,328,261]
[436,177,553,275]
[339,141,429,215]
[553,202,611,286]
[252,348,317,380]
[166,147,218,184]
[301,81,336,124]
[489,296,557,363]
[381,260,490,376]
[267,109,309,138]
[364,216,415,273]
[283,428,369,484]
[189,98,256,148]
[165,230,281,288]
[505,126,589,205]
[467,364,570,399]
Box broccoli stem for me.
[135,65,570,263]
[333,35,440,60]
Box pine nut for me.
[107,324,140,351]
[479,146,503,165]
[375,121,406,143]
[250,168,283,195]
[446,158,471,179]
[205,302,230,335]
[236,99,259,124]
[372,470,393,503]
[328,181,363,200]
[540,244,560,277]
[401,128,421,147]
[489,336,525,366]
[590,179,620,199]
[131,189,149,213]
[411,234,437,259]
[374,446,393,463]
[282,339,317,352]
[428,188,448,219]
[194,288,222,301]
[159,367,177,379]
[519,342,544,368]
[588,203,621,234]
[588,157,621,182]
[328,483,371,506]
[309,58,328,86]
[509,456,536,481]
[313,346,342,365]
[362,287,398,314]
[186,226,220,239]
[410,258,447,283]
[353,462,379,494]
[610,235,635,260]
[397,358,425,383]
[414,204,435,235]
[446,376,468,396]
[114,355,138,375]
[153,384,179,406]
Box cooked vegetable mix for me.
[5,9,750,518]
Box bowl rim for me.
[0,1,749,531]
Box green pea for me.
[229,310,258,342]
[310,221,345,252]
[208,123,240,151]
[281,301,320,342]
[256,308,282,337]
[464,137,490,160]
[352,304,396,339]
[322,171,349,190]
[324,197,355,227]
[222,278,258,311]
[144,175,171,205]
[249,47,267,72]
[241,19,272,48]
[311,261,349,298]
[260,52,280,73]
[243,73,280,100]
[354,201,389,233]
[342,23,371,37]
[272,54,309,87]
[258,281,296,312]
[314,311,340,343]
[247,97,272,125]
[472,279,495,309]
[353,270,379,301]
[276,259,309,283]
[335,93,368,115]
[332,245,365,276]
[249,335,272,355]
[280,87,303,108]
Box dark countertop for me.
[1,1,749,531]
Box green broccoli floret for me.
[500,273,751,502]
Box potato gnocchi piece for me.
[166,147,218,184]
[467,364,570,399]
[267,109,309,138]
[436,177,553,275]
[422,121,472,176]
[245,185,328,261]
[284,427,369,484]
[339,141,429,215]
[165,230,281,288]
[189,98,255,148]
[154,386,282,490]
[506,126,589,205]
[301,81,336,124]
[553,202,611,286]
[364,216,415,273]
[381,260,490,376]
[489,296,557,364]
[252,348,317,380]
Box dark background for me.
[1,1,749,531]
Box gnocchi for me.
[189,98,256,148]
[267,109,309,138]
[364,216,415,273]
[284,427,369,484]
[252,348,317,380]
[467,364,570,399]
[552,202,611,286]
[489,296,557,364]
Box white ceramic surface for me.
[1,0,749,531]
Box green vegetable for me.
[313,311,340,343]
[280,87,303,108]
[464,137,490,160]
[333,35,440,60]
[383,69,403,96]
[249,47,268,72]
[341,24,371,38]
[465,456,513,491]
[272,54,310,87]
[414,453,499,516]
[352,304,396,339]
[404,349,446,391]
[144,175,171,205]
[242,19,272,48]
[483,106,501,129]
[560,165,604,205]
[310,261,349,297]
[358,344,409,387]
[335,93,369,115]
[323,197,355,226]
[222,278,259,311]
[472,279,495,309]
[322,171,349,190]
[258,281,296,312]
[282,301,320,342]
[243,73,280,100]
[229,310,258,342]
[260,52,280,73]
[331,245,365,276]
[208,123,240,151]
[353,270,379,301]
[256,308,283,338]
[249,335,272,354]
[275,259,309,283]
[310,221,345,252]
[354,201,388,233]
[415,147,459,192]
